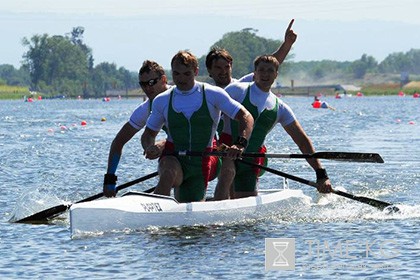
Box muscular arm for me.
[271,19,297,65]
[283,120,323,170]
[141,127,160,159]
[234,107,254,140]
[283,119,333,193]
[107,122,139,174]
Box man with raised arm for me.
[205,19,297,88]
[215,55,333,200]
[204,19,299,199]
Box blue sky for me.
[2,0,420,71]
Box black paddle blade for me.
[236,159,397,212]
[333,190,399,212]
[14,204,70,223]
[13,172,159,224]
[314,152,384,163]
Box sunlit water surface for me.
[1,96,419,279]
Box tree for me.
[0,64,30,86]
[22,29,92,96]
[379,49,420,74]
[350,54,378,79]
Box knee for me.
[159,156,181,177]
[220,160,236,177]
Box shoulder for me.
[201,82,224,93]
[153,88,172,102]
[237,73,254,83]
[225,81,249,92]
[150,88,172,110]
[132,99,149,112]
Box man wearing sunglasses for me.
[141,51,254,203]
[103,60,170,197]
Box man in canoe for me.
[204,19,297,199]
[312,96,336,110]
[141,50,254,203]
[214,55,333,200]
[103,60,170,197]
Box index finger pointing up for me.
[287,19,295,31]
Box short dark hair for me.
[205,47,233,69]
[138,60,165,81]
[171,50,198,70]
[253,55,279,71]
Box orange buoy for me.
[81,120,87,126]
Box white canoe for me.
[70,188,311,237]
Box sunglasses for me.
[139,77,161,87]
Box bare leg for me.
[154,156,183,196]
[214,158,235,200]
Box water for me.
[1,96,419,279]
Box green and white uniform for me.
[223,82,296,192]
[147,82,243,202]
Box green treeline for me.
[1,27,138,99]
[1,26,420,99]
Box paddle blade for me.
[14,204,70,223]
[333,190,399,212]
[314,152,384,163]
[13,172,159,224]
[236,159,397,212]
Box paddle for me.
[14,171,159,223]
[236,159,399,212]
[174,151,384,163]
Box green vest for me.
[167,85,213,152]
[230,86,279,152]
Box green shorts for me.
[175,155,220,202]
[233,157,267,192]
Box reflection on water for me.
[1,97,419,279]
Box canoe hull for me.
[70,189,311,237]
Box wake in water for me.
[8,188,69,223]
[270,185,420,224]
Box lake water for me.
[0,96,419,279]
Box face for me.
[207,58,232,88]
[254,62,278,92]
[171,60,197,91]
[139,71,167,100]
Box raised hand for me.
[284,19,297,45]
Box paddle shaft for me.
[14,171,159,223]
[237,159,396,211]
[78,171,158,203]
[174,151,384,163]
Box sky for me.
[1,0,420,72]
